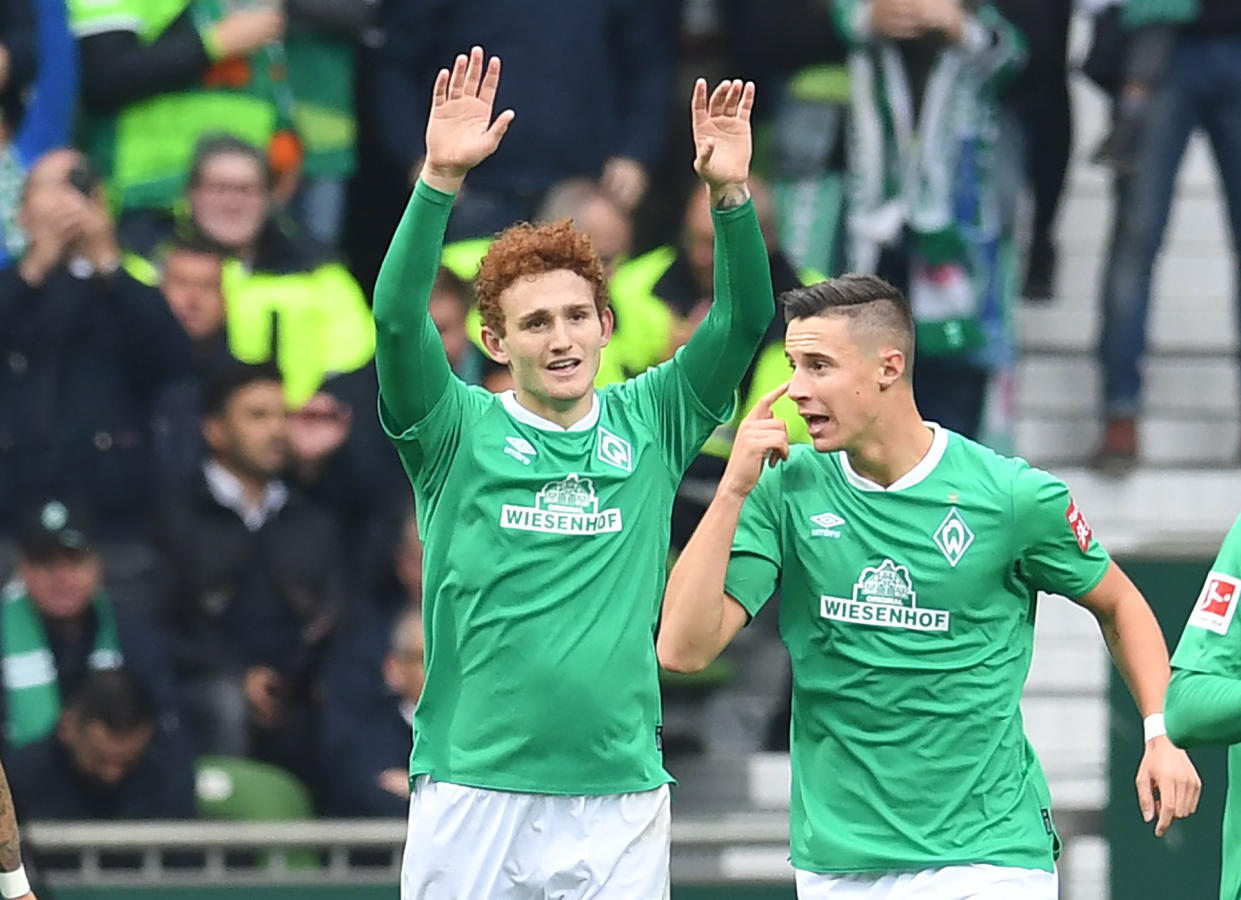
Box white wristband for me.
[0,864,29,899]
[1144,713,1167,743]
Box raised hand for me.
[691,78,755,200]
[422,46,515,193]
[719,382,790,499]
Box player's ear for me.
[877,347,904,390]
[598,306,614,347]
[481,326,510,365]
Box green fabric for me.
[195,755,318,870]
[1124,0,1199,28]
[68,0,183,39]
[373,180,771,794]
[284,33,356,178]
[223,259,375,409]
[1168,513,1241,899]
[1,580,123,749]
[69,0,288,212]
[725,430,1110,874]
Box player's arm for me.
[659,384,789,673]
[1074,562,1202,836]
[675,78,775,414]
[1166,668,1241,747]
[0,758,35,900]
[372,46,514,429]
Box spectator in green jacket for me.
[180,134,374,409]
[69,0,300,251]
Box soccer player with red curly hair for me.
[372,46,774,898]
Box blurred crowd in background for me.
[0,0,1239,836]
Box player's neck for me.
[512,388,597,430]
[845,405,935,488]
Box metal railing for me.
[26,808,1102,894]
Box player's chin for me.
[810,435,844,453]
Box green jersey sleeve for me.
[675,197,775,416]
[724,464,783,618]
[373,180,476,488]
[1170,514,1241,679]
[1012,463,1110,598]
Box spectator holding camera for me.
[0,150,192,592]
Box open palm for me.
[692,78,755,189]
[425,46,514,178]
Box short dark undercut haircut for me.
[779,274,916,375]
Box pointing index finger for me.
[747,382,790,421]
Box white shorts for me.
[795,863,1058,899]
[401,776,670,900]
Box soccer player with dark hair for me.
[659,273,1202,897]
[372,46,774,897]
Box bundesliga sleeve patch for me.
[1065,499,1092,553]
[1188,571,1241,635]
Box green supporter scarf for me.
[0,579,124,749]
[843,10,1023,357]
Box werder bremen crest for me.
[933,507,974,567]
[500,474,623,536]
[820,559,951,633]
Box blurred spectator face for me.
[286,391,352,469]
[204,379,288,480]
[19,551,102,622]
[682,189,715,294]
[58,711,153,787]
[393,513,423,600]
[190,151,269,253]
[162,249,225,341]
[577,196,632,278]
[383,611,425,707]
[429,289,469,370]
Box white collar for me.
[203,459,289,531]
[499,390,600,433]
[837,423,948,492]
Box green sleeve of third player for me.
[723,464,783,619]
[1012,463,1110,599]
[1166,514,1241,747]
[373,180,471,483]
[677,197,775,415]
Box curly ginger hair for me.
[474,219,610,336]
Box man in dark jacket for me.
[6,667,195,822]
[0,149,193,602]
[152,362,349,795]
